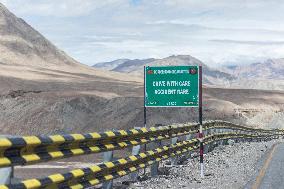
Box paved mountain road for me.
[251,143,284,189]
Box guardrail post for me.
[170,137,178,165]
[185,133,194,158]
[150,141,160,177]
[202,129,210,154]
[208,128,212,136]
[130,145,141,181]
[0,167,13,184]
[216,129,222,146]
[204,142,210,154]
[203,129,208,136]
[103,151,114,189]
[186,133,192,141]
[11,166,14,184]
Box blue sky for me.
[2,0,284,67]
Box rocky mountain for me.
[93,55,236,86]
[95,59,130,70]
[0,2,143,135]
[0,2,141,94]
[94,58,157,72]
[223,59,284,90]
[224,58,284,80]
[112,58,156,72]
[0,3,80,68]
[94,55,284,91]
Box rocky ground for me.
[1,87,283,136]
[126,140,280,189]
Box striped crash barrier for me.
[203,132,281,145]
[0,139,200,189]
[0,123,199,168]
[1,131,280,189]
[203,121,283,135]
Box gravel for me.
[128,140,279,189]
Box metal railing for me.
[0,121,282,189]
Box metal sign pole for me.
[144,66,147,128]
[199,66,204,178]
[143,66,147,175]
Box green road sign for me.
[145,66,199,107]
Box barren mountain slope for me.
[0,3,142,135]
[0,3,82,68]
[1,85,283,135]
[0,2,141,95]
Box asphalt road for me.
[252,143,284,189]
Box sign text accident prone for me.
[145,66,199,107]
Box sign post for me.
[143,66,147,175]
[198,66,204,178]
[144,65,203,177]
[144,67,147,127]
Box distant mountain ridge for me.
[113,58,156,72]
[93,55,236,86]
[95,59,130,70]
[94,55,284,90]
[224,58,284,80]
[222,58,284,91]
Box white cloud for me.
[1,0,124,17]
[210,39,284,45]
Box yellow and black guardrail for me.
[0,123,199,168]
[0,121,282,189]
[203,120,283,134]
